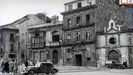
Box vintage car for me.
[24,62,58,74]
[106,60,126,69]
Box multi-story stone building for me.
[18,13,51,61]
[97,19,133,67]
[28,16,63,65]
[0,24,19,61]
[61,0,127,66]
[61,0,96,66]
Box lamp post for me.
[16,34,19,62]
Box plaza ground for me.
[0,69,133,75]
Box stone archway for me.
[107,50,121,63]
[52,50,58,65]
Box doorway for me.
[108,50,120,63]
[52,50,58,65]
[75,54,82,66]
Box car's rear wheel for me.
[28,69,35,74]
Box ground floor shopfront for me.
[63,44,97,66]
[30,47,63,65]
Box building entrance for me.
[75,54,82,66]
[108,50,120,63]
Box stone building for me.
[28,16,63,65]
[97,19,133,67]
[61,0,96,66]
[0,24,19,61]
[19,13,51,61]
[61,0,128,66]
[14,13,51,61]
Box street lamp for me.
[16,34,19,62]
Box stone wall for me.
[96,0,128,32]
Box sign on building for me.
[120,0,133,5]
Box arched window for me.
[52,31,59,42]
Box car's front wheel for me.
[51,69,58,74]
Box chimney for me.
[51,15,59,24]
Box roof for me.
[0,13,51,30]
[28,21,63,29]
[64,0,83,5]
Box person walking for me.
[1,61,5,73]
[4,61,9,73]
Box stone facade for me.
[28,16,63,65]
[61,0,97,66]
[97,19,133,67]
[0,24,19,61]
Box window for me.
[68,5,73,10]
[128,37,132,45]
[31,33,45,48]
[76,32,80,41]
[67,33,72,42]
[109,37,117,44]
[77,2,82,8]
[52,31,59,42]
[52,35,59,42]
[129,48,132,54]
[10,33,15,43]
[85,31,90,40]
[10,44,14,52]
[67,48,71,53]
[87,57,91,61]
[86,14,90,24]
[68,19,72,28]
[9,54,16,58]
[76,16,80,25]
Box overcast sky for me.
[0,0,73,25]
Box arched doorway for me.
[108,50,121,63]
[52,50,58,65]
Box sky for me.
[0,0,73,25]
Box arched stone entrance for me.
[107,50,121,63]
[52,50,58,65]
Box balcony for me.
[48,42,60,46]
[30,42,46,49]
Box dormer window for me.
[77,2,82,8]
[68,5,73,10]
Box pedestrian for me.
[1,61,5,73]
[4,61,9,73]
[24,60,28,68]
[123,61,127,68]
[13,60,18,74]
[18,62,26,73]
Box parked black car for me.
[106,61,126,69]
[25,62,58,74]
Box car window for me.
[35,62,41,67]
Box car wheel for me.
[28,69,35,74]
[46,73,49,75]
[52,69,57,74]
